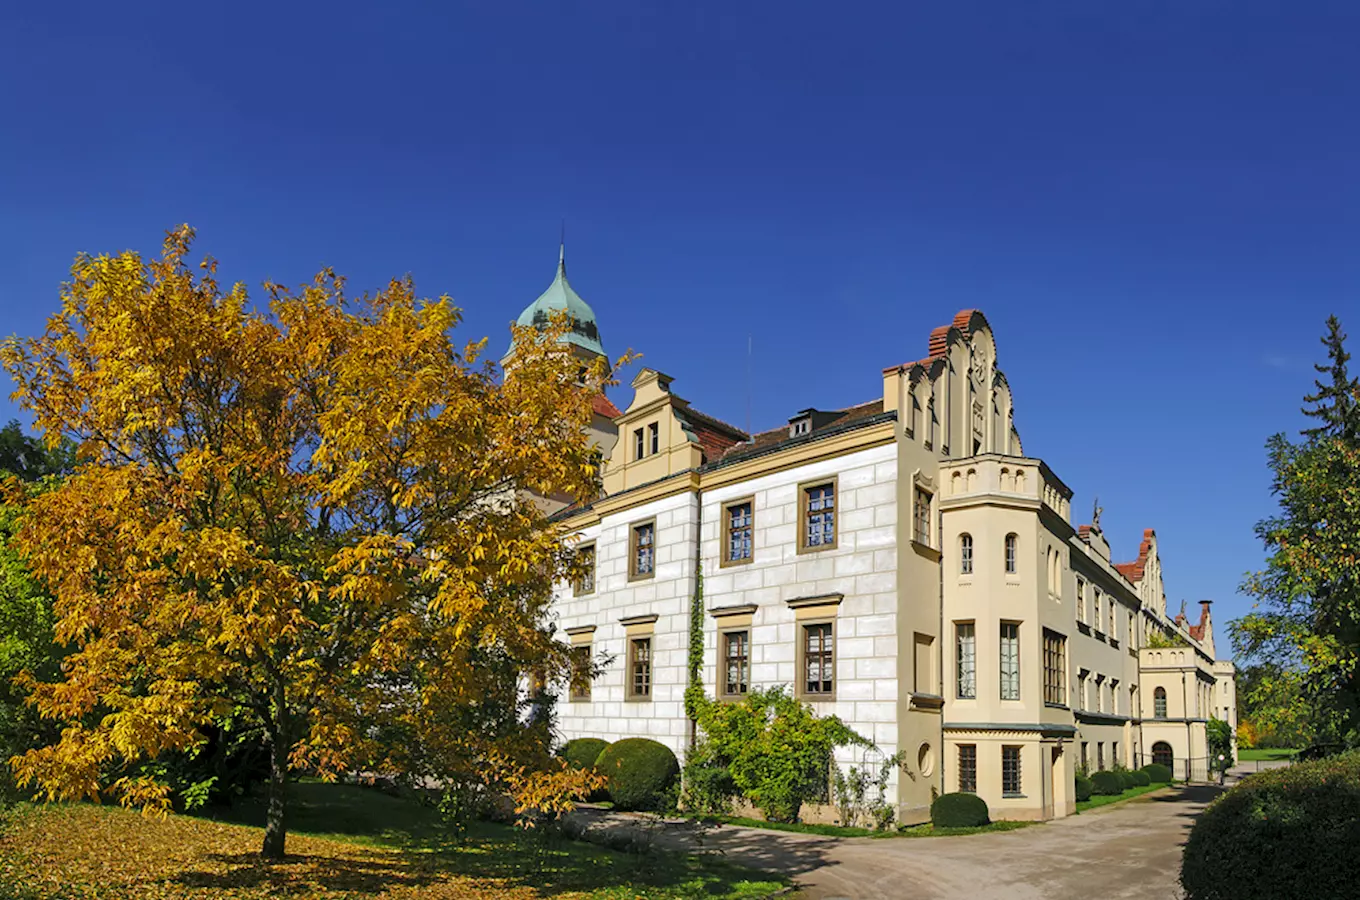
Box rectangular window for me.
[648,422,659,455]
[801,481,836,551]
[1000,622,1020,700]
[633,428,644,460]
[629,521,655,580]
[723,500,753,565]
[1093,590,1103,632]
[1081,741,1089,772]
[1004,534,1017,574]
[1076,577,1086,623]
[1002,746,1022,795]
[1043,629,1067,706]
[913,486,932,545]
[958,744,977,793]
[1113,741,1119,765]
[1076,673,1086,710]
[1129,612,1136,650]
[802,622,834,696]
[956,622,976,699]
[722,630,750,697]
[1108,601,1117,637]
[1110,680,1120,715]
[628,637,652,699]
[1097,742,1104,771]
[960,533,973,574]
[569,644,592,701]
[575,544,596,596]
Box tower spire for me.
[559,219,566,273]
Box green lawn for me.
[1076,783,1167,812]
[1238,747,1298,761]
[698,813,1034,839]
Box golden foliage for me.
[1,227,624,850]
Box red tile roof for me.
[1114,528,1157,582]
[592,394,622,419]
[882,308,986,375]
[675,406,748,464]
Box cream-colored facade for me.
[512,262,1235,824]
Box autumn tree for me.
[2,227,613,857]
[1233,316,1360,749]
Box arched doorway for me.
[1152,741,1174,769]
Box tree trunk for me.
[261,684,289,860]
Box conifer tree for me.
[1301,315,1360,443]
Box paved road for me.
[575,783,1224,899]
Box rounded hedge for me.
[931,792,990,828]
[1117,769,1137,790]
[1074,773,1093,802]
[1131,769,1151,787]
[559,738,609,771]
[1090,770,1124,796]
[1139,763,1173,784]
[594,738,679,811]
[1181,750,1360,900]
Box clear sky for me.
[2,2,1357,656]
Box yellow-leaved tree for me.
[2,227,615,857]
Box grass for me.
[1238,747,1298,761]
[698,813,1034,839]
[1076,783,1167,812]
[0,783,785,900]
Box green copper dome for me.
[510,246,606,359]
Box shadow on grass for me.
[192,782,788,898]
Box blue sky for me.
[2,2,1357,655]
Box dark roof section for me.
[717,399,885,465]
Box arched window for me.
[1004,534,1017,574]
[1152,741,1174,769]
[1154,687,1167,719]
[960,534,973,575]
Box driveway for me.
[574,783,1223,899]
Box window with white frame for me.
[1002,746,1022,795]
[1076,577,1086,623]
[1004,533,1018,574]
[960,533,973,575]
[956,622,976,699]
[1000,621,1020,700]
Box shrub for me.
[1131,769,1151,787]
[1090,770,1124,796]
[594,738,679,811]
[694,686,866,823]
[1180,750,1360,900]
[560,738,609,771]
[931,792,989,828]
[1139,763,1173,784]
[1117,769,1137,790]
[679,739,737,816]
[1074,773,1093,802]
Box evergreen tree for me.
[1301,316,1360,443]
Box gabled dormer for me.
[602,369,747,494]
[787,408,842,439]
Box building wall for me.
[553,490,698,754]
[701,444,915,812]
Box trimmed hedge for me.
[1074,773,1093,802]
[560,738,609,771]
[594,738,679,811]
[1090,770,1124,796]
[1139,763,1173,784]
[931,792,989,828]
[1181,750,1360,900]
[1131,769,1151,787]
[1117,769,1137,790]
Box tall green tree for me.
[1233,316,1360,747]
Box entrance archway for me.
[1152,741,1174,769]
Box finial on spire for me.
[559,219,566,273]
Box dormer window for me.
[790,418,811,438]
[648,422,659,455]
[633,428,644,460]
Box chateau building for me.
[510,250,1236,823]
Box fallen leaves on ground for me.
[0,804,538,900]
